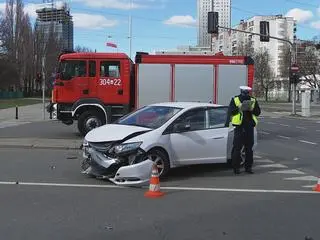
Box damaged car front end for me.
[81,137,154,187]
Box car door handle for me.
[211,136,224,139]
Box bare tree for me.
[298,45,320,98]
[43,23,63,92]
[237,41,254,57]
[253,49,275,102]
[0,55,19,90]
[0,0,33,90]
[278,43,291,101]
[74,45,93,52]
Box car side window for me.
[174,108,207,131]
[207,107,229,129]
[100,61,121,78]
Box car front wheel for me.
[144,149,170,178]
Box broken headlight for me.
[114,142,142,156]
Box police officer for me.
[228,86,261,174]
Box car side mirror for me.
[173,123,191,133]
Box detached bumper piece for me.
[82,147,153,187]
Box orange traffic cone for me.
[144,163,165,198]
[313,177,320,192]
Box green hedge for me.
[0,91,24,99]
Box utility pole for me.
[128,0,132,59]
[41,56,46,120]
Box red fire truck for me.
[48,51,254,136]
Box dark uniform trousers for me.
[231,125,254,170]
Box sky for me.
[0,0,319,57]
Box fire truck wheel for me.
[78,110,106,136]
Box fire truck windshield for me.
[58,60,86,80]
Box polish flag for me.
[106,42,117,48]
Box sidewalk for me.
[259,102,320,119]
[0,103,51,127]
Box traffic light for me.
[290,73,301,84]
[260,21,270,42]
[208,12,219,34]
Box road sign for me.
[291,64,299,72]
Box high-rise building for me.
[35,1,74,51]
[197,0,231,47]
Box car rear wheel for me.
[145,149,170,177]
[240,145,245,167]
[227,144,245,168]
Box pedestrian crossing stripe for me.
[256,164,288,169]
[284,176,318,181]
[269,169,305,175]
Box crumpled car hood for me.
[85,124,152,143]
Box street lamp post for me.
[128,0,132,59]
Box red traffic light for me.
[291,64,299,72]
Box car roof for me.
[148,102,225,109]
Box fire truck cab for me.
[49,51,254,136]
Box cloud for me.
[318,6,320,16]
[310,20,320,29]
[24,3,41,18]
[0,3,4,12]
[0,1,65,18]
[73,13,118,29]
[71,0,145,10]
[163,15,197,27]
[285,8,314,23]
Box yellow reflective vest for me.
[231,96,258,126]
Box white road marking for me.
[302,185,317,188]
[254,155,263,159]
[296,126,306,129]
[298,140,318,145]
[256,164,288,169]
[293,157,300,161]
[278,135,291,139]
[268,169,305,175]
[316,130,320,132]
[0,181,317,194]
[316,121,320,124]
[260,131,270,135]
[255,159,274,163]
[280,124,289,127]
[0,181,124,189]
[266,122,277,125]
[284,176,318,181]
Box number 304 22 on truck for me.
[48,51,254,136]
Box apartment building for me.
[212,15,296,78]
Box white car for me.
[81,102,257,186]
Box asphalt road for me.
[0,148,319,240]
[257,115,320,175]
[0,117,319,239]
[0,120,81,139]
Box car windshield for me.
[115,105,182,129]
